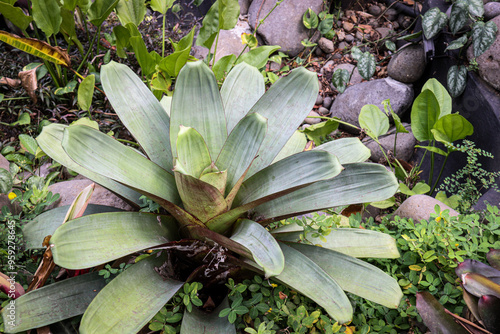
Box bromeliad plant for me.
[3,60,402,333]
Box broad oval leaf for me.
[318,16,334,35]
[357,52,376,80]
[180,298,236,334]
[220,62,265,133]
[170,61,226,158]
[303,8,319,30]
[358,104,389,140]
[2,273,106,333]
[0,3,32,31]
[115,0,146,26]
[80,255,184,334]
[466,0,484,17]
[272,131,307,164]
[77,74,95,111]
[422,7,447,40]
[150,0,174,14]
[447,65,467,98]
[0,31,71,67]
[32,0,62,37]
[87,0,120,26]
[444,35,468,52]
[176,126,212,178]
[410,89,440,142]
[287,242,402,308]
[431,113,473,144]
[472,21,498,57]
[230,219,284,278]
[416,291,469,334]
[315,137,371,164]
[0,169,13,195]
[331,68,350,93]
[449,4,468,35]
[274,243,353,324]
[50,212,178,269]
[421,78,452,117]
[235,45,281,69]
[101,61,173,171]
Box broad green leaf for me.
[370,197,396,209]
[213,54,236,81]
[416,291,469,334]
[410,89,440,142]
[399,182,430,196]
[275,227,399,259]
[170,61,226,158]
[113,25,130,58]
[0,31,71,67]
[218,0,240,30]
[2,273,106,333]
[385,40,396,51]
[302,119,339,145]
[241,32,258,49]
[382,99,408,134]
[159,27,195,77]
[303,8,319,29]
[318,16,334,35]
[10,112,30,126]
[351,46,362,60]
[32,0,61,37]
[0,169,13,194]
[274,243,352,324]
[315,137,370,164]
[466,0,484,17]
[331,68,350,93]
[220,62,265,133]
[444,35,468,52]
[235,45,281,69]
[23,205,122,249]
[431,113,473,144]
[288,243,402,308]
[253,163,398,223]
[88,0,120,26]
[54,80,77,95]
[61,125,180,205]
[62,183,94,223]
[415,145,448,156]
[176,126,212,177]
[472,21,498,57]
[447,65,467,98]
[80,255,184,334]
[19,134,38,155]
[101,61,173,171]
[272,131,307,164]
[196,0,239,49]
[422,7,447,39]
[51,212,178,269]
[129,36,156,76]
[180,298,235,334]
[357,52,376,80]
[423,79,452,117]
[77,74,95,111]
[216,113,267,194]
[449,4,468,35]
[359,105,389,140]
[116,0,146,26]
[60,8,83,52]
[150,0,174,14]
[199,166,227,194]
[234,151,342,207]
[174,171,228,223]
[0,2,32,30]
[246,67,319,177]
[230,219,284,278]
[36,124,143,205]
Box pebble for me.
[338,42,348,50]
[269,62,281,71]
[318,37,335,54]
[368,5,382,16]
[332,53,343,59]
[484,2,500,20]
[337,30,346,41]
[322,96,333,109]
[368,18,380,28]
[345,34,355,43]
[316,94,323,105]
[343,21,355,32]
[318,107,330,116]
[387,44,425,83]
[385,8,398,21]
[315,47,324,56]
[376,27,392,40]
[304,111,321,124]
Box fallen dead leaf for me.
[0,77,21,88]
[18,67,38,103]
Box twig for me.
[444,309,492,334]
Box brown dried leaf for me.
[27,247,56,292]
[18,68,38,103]
[0,77,21,88]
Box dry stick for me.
[444,309,492,334]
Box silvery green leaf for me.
[19,134,38,155]
[303,8,318,30]
[318,16,333,35]
[350,46,362,60]
[385,40,396,51]
[0,168,13,194]
[357,52,376,80]
[331,69,350,93]
[444,35,468,52]
[467,0,484,17]
[472,21,498,57]
[422,7,447,39]
[447,65,467,98]
[449,4,468,35]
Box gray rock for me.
[368,5,382,16]
[0,154,9,171]
[375,27,392,40]
[338,41,348,50]
[343,21,355,32]
[315,47,324,56]
[47,179,134,211]
[239,0,252,15]
[467,15,500,91]
[387,44,426,83]
[315,94,323,105]
[484,2,500,20]
[319,60,335,75]
[362,123,416,162]
[393,195,459,222]
[0,195,22,215]
[318,106,330,116]
[385,8,398,21]
[330,78,414,133]
[248,0,323,57]
[213,20,253,62]
[269,61,281,71]
[345,34,355,43]
[322,96,333,109]
[368,18,380,28]
[304,110,321,124]
[318,37,335,53]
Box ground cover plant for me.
[0,58,403,333]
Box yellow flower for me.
[270,283,278,288]
[8,192,17,200]
[435,216,442,222]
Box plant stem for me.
[377,142,394,172]
[77,28,99,73]
[43,60,62,88]
[428,143,435,188]
[430,153,449,195]
[307,115,361,131]
[2,97,31,101]
[95,25,102,62]
[116,138,140,147]
[393,132,398,158]
[162,14,166,58]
